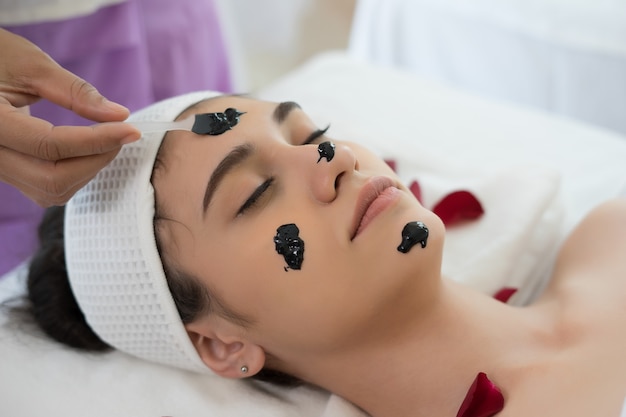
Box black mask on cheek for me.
[274,223,305,271]
[191,108,245,135]
[397,221,429,253]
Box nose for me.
[291,141,358,203]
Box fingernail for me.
[120,132,141,144]
[103,98,129,114]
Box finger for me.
[0,173,78,207]
[0,174,92,207]
[0,144,121,207]
[26,60,130,123]
[0,148,120,206]
[0,30,128,121]
[0,107,140,161]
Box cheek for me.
[274,224,305,271]
[195,224,295,313]
[213,223,335,310]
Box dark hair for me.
[26,206,108,351]
[25,205,300,386]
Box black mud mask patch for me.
[274,223,305,271]
[191,108,245,135]
[397,221,429,253]
[317,141,336,163]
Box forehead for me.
[156,95,272,167]
[155,95,310,174]
[176,94,251,120]
[151,95,283,220]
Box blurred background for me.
[214,0,356,91]
[2,0,625,134]
[217,0,626,136]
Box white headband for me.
[65,91,222,373]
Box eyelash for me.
[237,125,331,216]
[238,177,274,216]
[302,124,330,145]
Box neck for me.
[294,280,557,417]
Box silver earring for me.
[240,365,248,374]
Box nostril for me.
[334,172,345,191]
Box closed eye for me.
[301,124,330,145]
[237,177,275,216]
[236,125,329,216]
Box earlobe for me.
[186,326,266,379]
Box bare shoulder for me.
[528,200,626,417]
[546,198,626,295]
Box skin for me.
[0,29,140,206]
[152,96,626,417]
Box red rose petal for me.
[493,287,518,303]
[433,190,484,226]
[384,159,397,172]
[409,180,423,203]
[456,372,504,417]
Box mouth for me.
[350,176,401,240]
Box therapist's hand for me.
[0,29,141,207]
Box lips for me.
[350,176,400,240]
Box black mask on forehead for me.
[191,108,245,135]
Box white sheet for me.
[2,52,626,417]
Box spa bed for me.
[2,51,626,417]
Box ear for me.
[185,319,266,379]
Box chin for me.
[396,209,445,261]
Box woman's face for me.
[152,96,444,362]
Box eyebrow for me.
[201,101,301,215]
[202,143,255,214]
[273,101,301,124]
